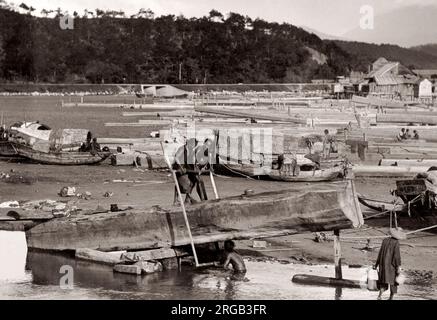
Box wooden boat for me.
[13,144,111,165]
[219,160,346,182]
[25,181,364,251]
[268,166,345,182]
[0,140,17,157]
[357,195,405,213]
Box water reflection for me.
[1,230,436,300]
[0,231,29,282]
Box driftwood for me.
[292,274,362,289]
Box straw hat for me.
[390,227,407,240]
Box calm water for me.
[0,231,436,300]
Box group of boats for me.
[1,120,435,252]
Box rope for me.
[221,163,256,180]
[341,223,437,240]
[363,210,390,220]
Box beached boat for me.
[357,195,405,213]
[25,181,364,251]
[0,141,17,157]
[268,166,346,182]
[13,143,111,165]
[219,160,346,182]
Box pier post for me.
[334,229,342,280]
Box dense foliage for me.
[334,40,437,71]
[0,7,361,84]
[2,6,436,84]
[411,44,437,60]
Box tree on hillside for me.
[208,9,223,22]
[0,35,5,77]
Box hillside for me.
[333,40,437,70]
[0,7,363,84]
[411,44,437,59]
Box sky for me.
[17,0,437,36]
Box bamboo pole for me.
[160,142,200,267]
[210,171,219,199]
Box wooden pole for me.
[210,171,219,199]
[160,142,200,267]
[334,229,342,280]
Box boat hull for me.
[26,181,364,251]
[0,141,17,157]
[268,167,345,182]
[13,144,111,165]
[220,162,345,182]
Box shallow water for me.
[0,231,436,300]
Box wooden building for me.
[363,58,419,100]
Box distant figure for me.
[91,137,101,152]
[215,240,247,280]
[374,228,404,300]
[405,129,412,140]
[396,128,406,141]
[413,130,419,140]
[278,153,298,176]
[0,125,7,141]
[304,137,314,154]
[322,129,333,159]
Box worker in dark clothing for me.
[413,130,419,140]
[374,228,405,300]
[91,137,101,151]
[172,138,208,205]
[0,125,6,141]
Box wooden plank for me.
[105,121,173,127]
[122,248,188,262]
[194,106,308,124]
[353,165,427,177]
[352,95,407,108]
[113,264,142,275]
[292,274,362,289]
[99,138,160,144]
[75,248,125,265]
[377,114,437,125]
[379,159,437,167]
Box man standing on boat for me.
[374,228,405,300]
[322,129,333,159]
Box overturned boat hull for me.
[26,181,364,251]
[13,144,111,165]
